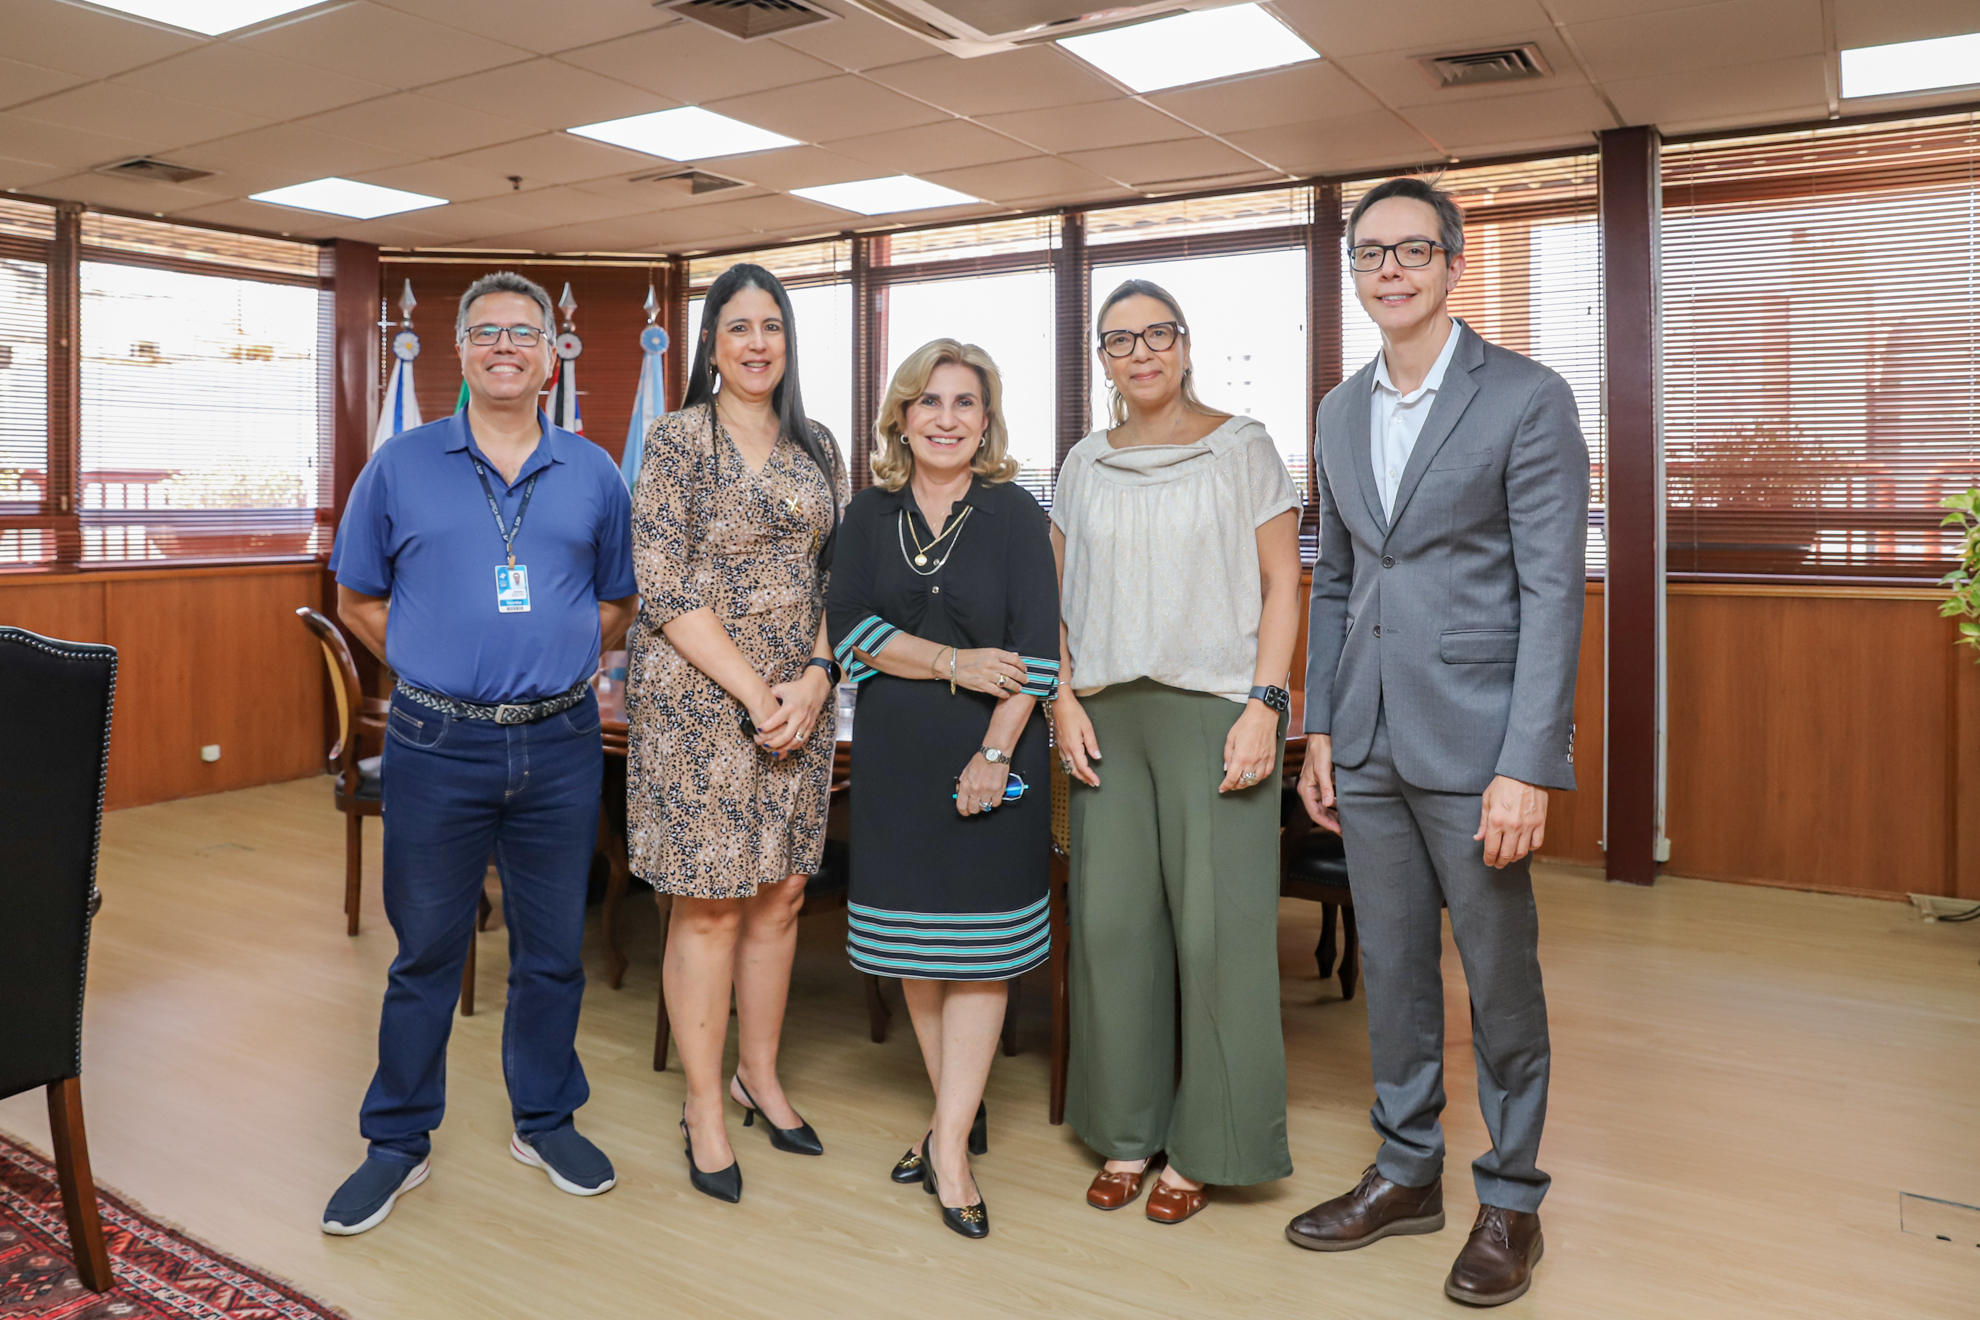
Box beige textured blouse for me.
[1051,416,1300,704]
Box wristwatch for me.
[979,746,1012,765]
[806,656,842,685]
[1249,684,1291,714]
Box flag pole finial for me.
[398,278,416,323]
[558,282,577,332]
[643,281,659,325]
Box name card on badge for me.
[496,564,532,613]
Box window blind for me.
[0,198,53,567]
[1340,154,1607,575]
[1662,111,1980,578]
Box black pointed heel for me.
[680,1108,741,1203]
[732,1075,824,1156]
[969,1100,988,1157]
[891,1138,928,1184]
[894,1102,986,1182]
[921,1137,989,1240]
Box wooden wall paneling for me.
[329,240,382,702]
[1540,585,1607,866]
[0,578,106,644]
[1665,590,1947,897]
[1953,627,1980,901]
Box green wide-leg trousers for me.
[1064,679,1291,1186]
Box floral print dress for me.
[625,402,846,899]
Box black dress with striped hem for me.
[825,477,1059,982]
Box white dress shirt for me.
[1370,316,1464,520]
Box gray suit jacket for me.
[1303,323,1589,793]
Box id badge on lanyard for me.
[473,457,538,615]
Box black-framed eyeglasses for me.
[462,323,546,347]
[1099,321,1185,358]
[1348,240,1447,272]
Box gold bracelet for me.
[948,647,957,696]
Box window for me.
[1662,111,1980,578]
[0,198,53,567]
[1340,156,1606,574]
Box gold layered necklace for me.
[898,504,972,576]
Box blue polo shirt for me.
[330,410,636,704]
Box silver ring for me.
[1241,771,1257,783]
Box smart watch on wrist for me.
[1249,684,1290,714]
[806,656,842,685]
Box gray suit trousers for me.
[1335,706,1551,1213]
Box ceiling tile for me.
[556,21,842,103]
[701,146,876,191]
[298,93,538,159]
[1397,85,1615,151]
[427,184,652,227]
[171,123,424,180]
[863,47,1116,117]
[377,0,667,55]
[1832,0,1980,49]
[0,59,88,112]
[237,2,533,89]
[312,212,465,245]
[0,154,68,190]
[0,0,203,79]
[1568,0,1824,83]
[1336,33,1591,110]
[0,112,160,171]
[112,44,393,121]
[564,173,775,212]
[1222,111,1442,177]
[9,83,269,149]
[441,132,661,186]
[685,192,850,232]
[978,99,1185,155]
[1544,0,1729,20]
[1064,137,1268,190]
[167,198,352,238]
[824,119,1033,174]
[419,58,671,131]
[346,158,540,203]
[1604,54,1830,129]
[920,156,1120,206]
[22,169,233,215]
[1270,0,1559,60]
[1148,62,1380,134]
[707,75,948,142]
[769,8,938,71]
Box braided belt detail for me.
[395,678,589,726]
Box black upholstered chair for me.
[1281,787,1360,1000]
[0,626,117,1293]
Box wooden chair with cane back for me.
[1047,756,1072,1124]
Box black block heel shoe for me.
[732,1075,824,1156]
[680,1108,741,1203]
[921,1137,989,1240]
[891,1101,987,1183]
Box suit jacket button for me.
[1373,625,1382,637]
[1381,555,1395,568]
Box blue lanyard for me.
[471,458,537,569]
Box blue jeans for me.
[361,690,603,1165]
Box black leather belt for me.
[395,678,589,726]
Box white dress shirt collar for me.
[1371,315,1464,402]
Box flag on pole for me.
[373,280,423,450]
[620,282,669,489]
[548,282,585,435]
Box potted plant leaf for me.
[1941,489,1980,659]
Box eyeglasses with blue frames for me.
[1348,240,1448,272]
[1099,321,1185,358]
[462,323,547,347]
[952,771,1028,806]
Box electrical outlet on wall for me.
[200,744,221,763]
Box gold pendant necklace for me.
[904,503,969,568]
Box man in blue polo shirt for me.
[321,271,637,1235]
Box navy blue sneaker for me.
[321,1156,429,1236]
[511,1127,616,1196]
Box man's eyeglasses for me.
[1099,321,1185,358]
[462,324,546,347]
[1348,240,1447,272]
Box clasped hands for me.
[745,663,834,755]
[1297,734,1548,868]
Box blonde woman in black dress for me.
[826,339,1059,1239]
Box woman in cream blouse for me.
[1050,278,1304,1225]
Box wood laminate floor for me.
[2,778,1976,1319]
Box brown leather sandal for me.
[1086,1155,1163,1210]
[1145,1176,1209,1224]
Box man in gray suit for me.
[1284,177,1588,1307]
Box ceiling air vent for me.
[659,0,838,41]
[631,168,748,195]
[1417,44,1551,89]
[92,157,214,185]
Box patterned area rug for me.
[0,1129,347,1319]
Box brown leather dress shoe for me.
[1086,1157,1161,1211]
[1444,1205,1543,1306]
[1284,1164,1445,1251]
[1144,1177,1208,1224]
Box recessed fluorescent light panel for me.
[791,176,979,216]
[249,178,446,220]
[1057,4,1320,95]
[1841,31,1980,99]
[83,0,326,36]
[567,107,800,161]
